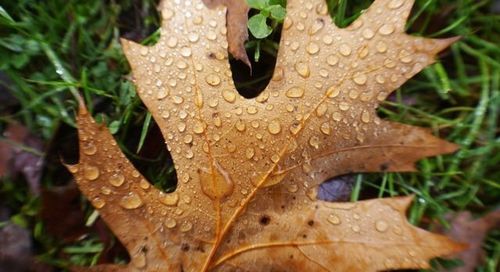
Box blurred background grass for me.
[0,0,498,271]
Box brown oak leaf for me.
[68,0,465,271]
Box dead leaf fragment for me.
[0,123,45,195]
[70,0,464,271]
[441,210,500,272]
[201,0,251,67]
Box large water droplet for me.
[199,162,234,200]
[246,148,255,160]
[339,44,352,56]
[119,193,143,209]
[362,28,375,39]
[388,0,405,9]
[206,74,221,86]
[306,42,320,55]
[309,136,320,149]
[84,165,100,181]
[286,87,305,98]
[361,111,371,123]
[320,122,331,135]
[327,214,341,225]
[109,173,125,187]
[92,197,106,209]
[165,218,177,229]
[180,221,193,232]
[327,55,339,66]
[375,219,389,232]
[379,24,395,35]
[353,73,368,85]
[326,86,340,98]
[294,62,310,78]
[222,89,236,103]
[193,120,206,134]
[82,142,97,155]
[309,19,325,35]
[268,120,282,135]
[180,47,192,57]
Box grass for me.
[0,0,499,271]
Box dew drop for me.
[180,47,192,57]
[320,122,331,135]
[167,37,178,48]
[132,253,146,269]
[165,218,177,229]
[82,143,97,155]
[327,55,339,66]
[92,197,106,209]
[339,44,352,56]
[245,148,255,160]
[353,73,368,85]
[294,62,310,78]
[268,120,282,135]
[178,122,187,132]
[206,74,221,86]
[362,28,375,39]
[139,179,150,190]
[271,154,280,163]
[67,164,79,174]
[193,120,205,134]
[84,165,100,181]
[361,111,371,123]
[376,41,388,53]
[327,214,341,225]
[309,136,320,149]
[173,96,184,104]
[309,19,325,35]
[222,89,236,103]
[188,32,199,42]
[388,0,405,9]
[379,24,395,35]
[352,225,361,233]
[286,87,305,98]
[206,31,217,41]
[325,85,340,98]
[285,183,298,193]
[140,47,149,56]
[109,173,125,187]
[162,8,175,20]
[316,103,328,117]
[236,120,246,132]
[375,219,389,232]
[306,42,320,55]
[339,102,350,111]
[180,221,193,232]
[157,88,169,100]
[119,193,143,209]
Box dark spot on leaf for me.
[307,220,314,226]
[380,163,389,171]
[181,243,190,252]
[259,215,270,226]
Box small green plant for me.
[246,0,286,61]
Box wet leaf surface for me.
[69,0,465,271]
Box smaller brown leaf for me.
[201,0,251,67]
[41,183,89,242]
[441,210,500,272]
[0,123,45,195]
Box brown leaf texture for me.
[69,0,465,271]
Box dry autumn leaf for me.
[69,0,465,271]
